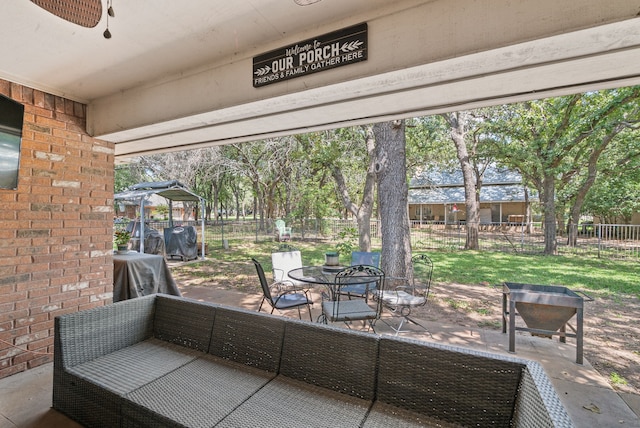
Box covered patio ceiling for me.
[2,1,640,162]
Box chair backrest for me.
[271,250,303,282]
[346,252,381,296]
[335,265,385,311]
[411,254,433,300]
[251,258,274,305]
[350,251,381,268]
[275,219,286,231]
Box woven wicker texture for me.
[217,375,371,428]
[210,306,285,373]
[154,295,216,351]
[53,296,157,426]
[56,295,155,368]
[377,337,522,427]
[69,338,200,395]
[53,371,123,427]
[513,363,574,427]
[363,402,463,427]
[280,320,379,400]
[31,0,102,28]
[53,295,573,427]
[123,354,275,428]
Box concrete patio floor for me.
[1,285,639,427]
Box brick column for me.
[0,79,114,379]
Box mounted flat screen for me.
[0,94,24,190]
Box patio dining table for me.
[287,265,347,286]
[288,265,380,301]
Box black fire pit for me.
[502,282,592,364]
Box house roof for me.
[408,165,530,204]
[409,184,527,204]
[410,165,522,188]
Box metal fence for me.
[131,218,640,260]
[408,221,640,259]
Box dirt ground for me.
[413,281,640,395]
[170,261,640,395]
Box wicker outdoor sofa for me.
[53,294,573,427]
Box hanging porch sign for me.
[253,22,367,88]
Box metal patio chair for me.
[319,264,384,332]
[376,254,433,336]
[253,258,313,321]
[271,249,306,291]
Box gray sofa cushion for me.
[216,375,371,428]
[123,354,275,428]
[69,338,200,395]
[363,401,461,428]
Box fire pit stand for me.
[502,282,592,364]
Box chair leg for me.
[391,316,431,337]
[394,317,407,336]
[406,316,429,330]
[306,303,313,321]
[258,296,266,313]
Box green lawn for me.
[199,239,640,297]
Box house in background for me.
[115,193,190,221]
[408,165,533,225]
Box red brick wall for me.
[0,79,114,379]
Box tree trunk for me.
[567,129,616,246]
[541,175,557,255]
[330,126,377,252]
[524,187,533,234]
[213,183,220,222]
[234,192,241,220]
[374,120,412,281]
[445,112,480,249]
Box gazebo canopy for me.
[114,180,205,258]
[114,180,203,204]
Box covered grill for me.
[502,282,592,364]
[114,180,205,259]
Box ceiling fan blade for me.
[31,0,102,28]
[294,0,323,5]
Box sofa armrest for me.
[54,295,156,369]
[513,362,574,427]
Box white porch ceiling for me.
[2,1,640,162]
